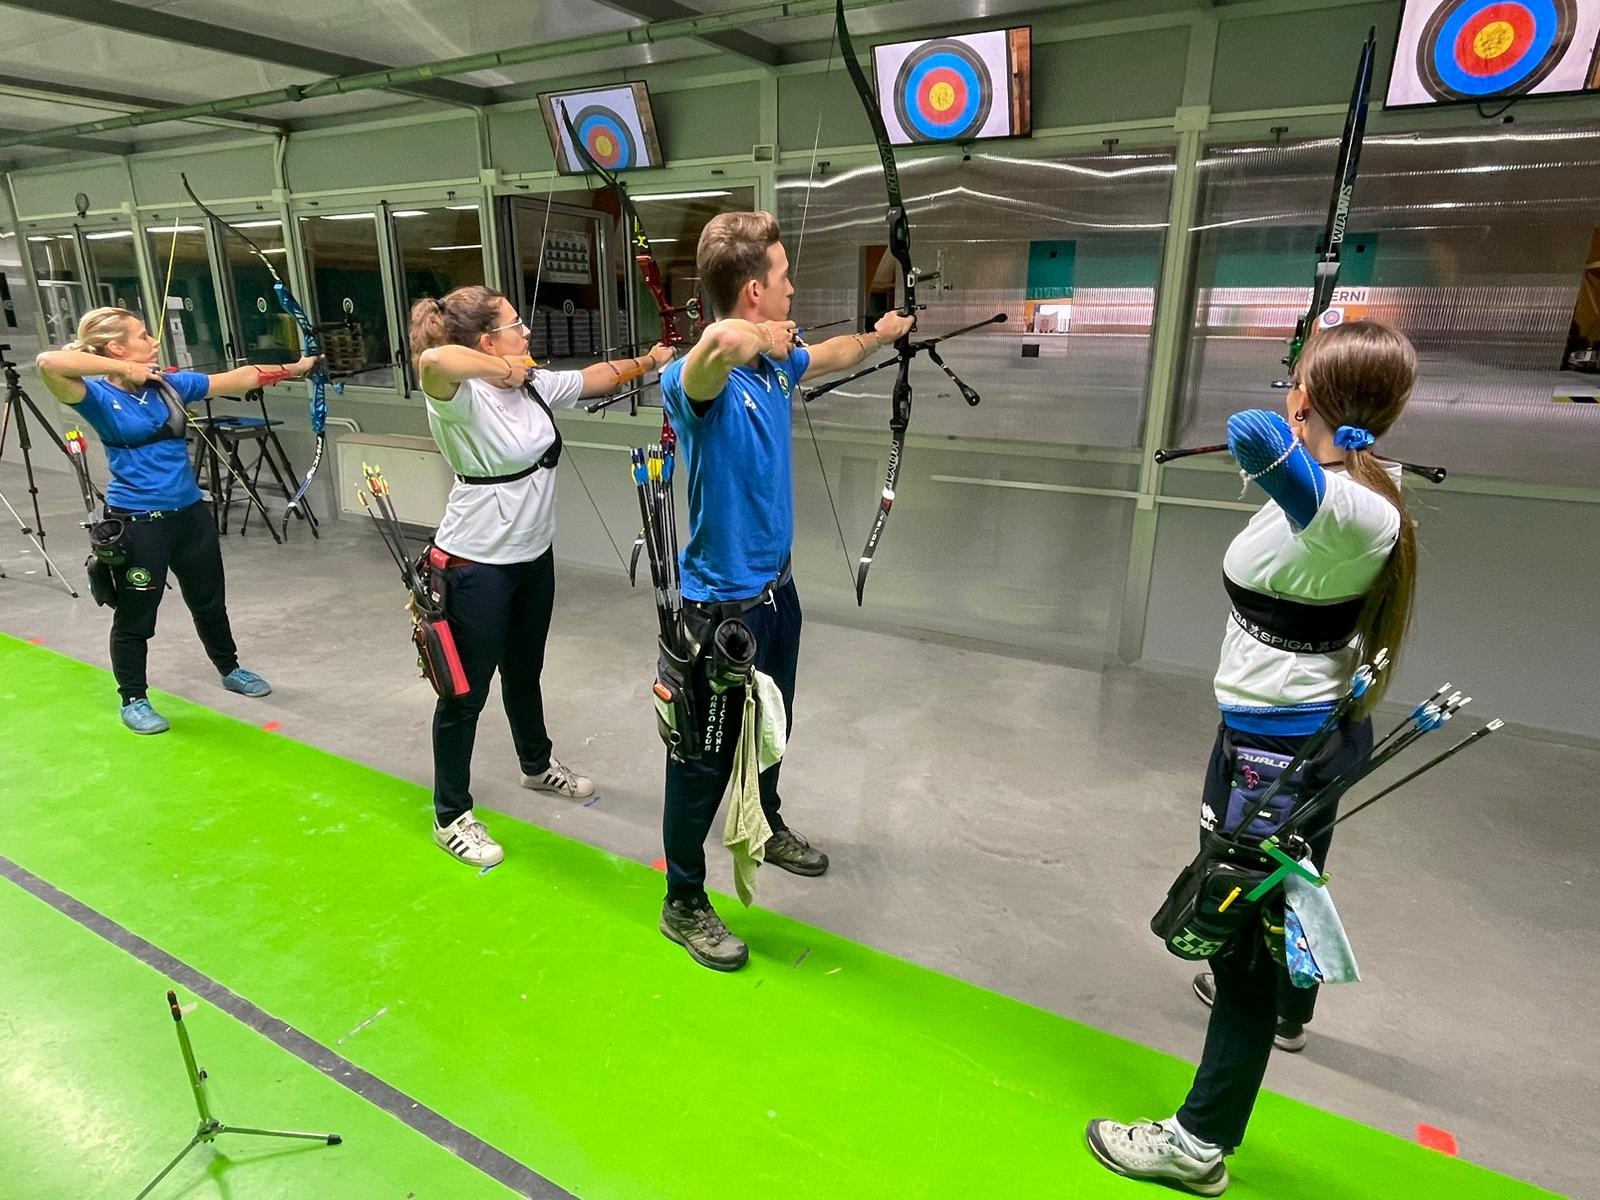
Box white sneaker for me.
[433,811,504,867]
[520,756,594,799]
[1085,1118,1229,1196]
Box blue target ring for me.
[1417,0,1575,99]
[570,105,638,170]
[892,40,993,143]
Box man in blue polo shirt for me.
[656,211,913,971]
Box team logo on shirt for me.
[125,567,153,589]
[774,371,790,398]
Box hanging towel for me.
[1283,859,1360,987]
[723,670,787,906]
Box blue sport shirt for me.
[74,371,208,512]
[660,347,810,602]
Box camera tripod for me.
[135,989,341,1199]
[0,343,77,596]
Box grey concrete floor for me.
[2,456,1595,1198]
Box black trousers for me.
[432,548,556,826]
[109,501,240,703]
[662,579,801,904]
[1176,718,1373,1150]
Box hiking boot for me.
[221,667,272,697]
[1193,973,1309,1052]
[120,698,170,735]
[433,810,504,868]
[1085,1118,1229,1196]
[520,757,595,799]
[660,897,748,971]
[764,827,828,876]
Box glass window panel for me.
[620,186,755,351]
[27,233,91,348]
[299,212,394,389]
[82,229,146,321]
[509,199,610,368]
[145,223,225,370]
[1177,126,1600,487]
[776,151,1173,448]
[213,217,299,365]
[391,206,484,391]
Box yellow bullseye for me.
[594,133,616,159]
[1473,20,1516,60]
[928,81,957,114]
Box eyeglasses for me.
[488,317,528,334]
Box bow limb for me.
[179,174,333,531]
[1279,27,1375,380]
[833,0,918,604]
[556,102,699,351]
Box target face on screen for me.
[1387,0,1600,105]
[540,83,664,174]
[872,27,1032,146]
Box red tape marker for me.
[27,637,44,645]
[1416,1124,1458,1156]
[650,858,667,873]
[261,721,282,733]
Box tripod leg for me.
[0,486,78,596]
[216,1123,342,1144]
[133,1129,212,1200]
[0,394,60,579]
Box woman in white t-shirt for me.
[1088,320,1420,1194]
[409,285,671,868]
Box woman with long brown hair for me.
[36,308,316,735]
[409,284,671,868]
[1087,319,1419,1195]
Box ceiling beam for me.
[0,125,132,156]
[0,73,290,136]
[0,0,905,151]
[589,0,781,66]
[0,0,497,109]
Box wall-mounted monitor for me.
[870,27,1032,146]
[539,83,665,174]
[1386,0,1600,107]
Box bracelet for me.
[607,362,621,378]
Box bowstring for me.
[792,12,856,596]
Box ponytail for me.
[408,286,505,372]
[1298,320,1420,715]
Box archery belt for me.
[82,516,129,609]
[1152,733,1313,961]
[410,546,471,700]
[654,610,757,762]
[1151,833,1278,961]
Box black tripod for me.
[0,343,77,596]
[135,990,341,1199]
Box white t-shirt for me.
[425,370,582,565]
[1215,465,1402,715]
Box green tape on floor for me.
[0,635,1555,1199]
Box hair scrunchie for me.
[1334,425,1375,451]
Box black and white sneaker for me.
[520,757,595,800]
[433,811,504,867]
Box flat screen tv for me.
[540,83,665,173]
[1386,0,1600,106]
[869,27,1032,146]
